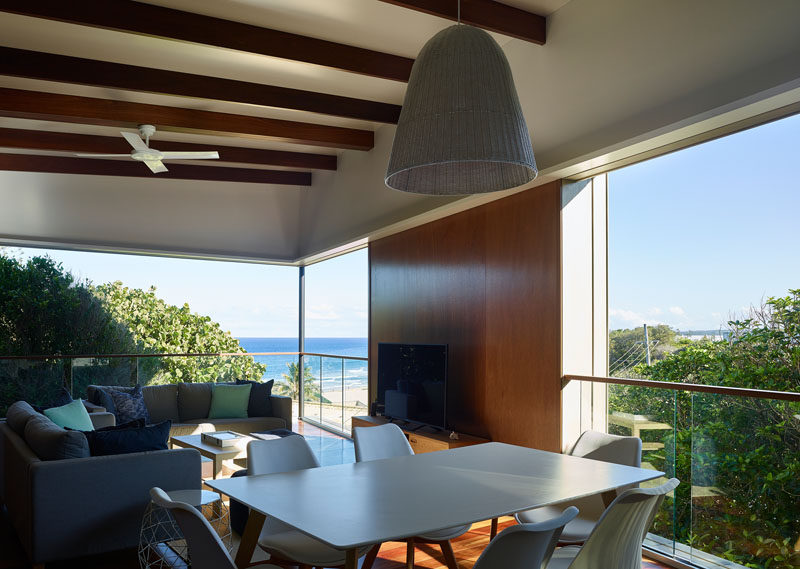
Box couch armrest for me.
[83,400,106,414]
[270,394,292,427]
[89,411,116,429]
[28,448,201,564]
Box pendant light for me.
[385,5,537,195]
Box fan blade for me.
[159,151,220,160]
[121,131,149,151]
[74,153,132,158]
[144,160,168,174]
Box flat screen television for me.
[376,343,448,430]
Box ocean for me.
[236,337,368,392]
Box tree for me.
[609,292,800,569]
[273,361,330,403]
[609,324,683,376]
[93,281,266,384]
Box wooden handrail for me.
[563,374,800,402]
[0,351,368,362]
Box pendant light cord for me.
[457,0,461,24]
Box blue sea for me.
[236,337,368,391]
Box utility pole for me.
[643,323,651,365]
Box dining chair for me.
[353,423,470,569]
[512,430,642,543]
[247,435,379,569]
[149,487,281,569]
[472,506,578,569]
[546,478,680,569]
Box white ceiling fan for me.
[75,124,219,173]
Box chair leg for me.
[406,537,415,569]
[361,543,381,569]
[438,540,458,569]
[490,517,498,540]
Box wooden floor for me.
[0,420,671,569]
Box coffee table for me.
[170,434,253,479]
[207,441,664,569]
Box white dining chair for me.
[149,487,281,569]
[513,430,642,543]
[353,423,470,569]
[546,478,680,569]
[247,436,379,569]
[472,506,578,569]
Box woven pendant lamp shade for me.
[385,24,537,195]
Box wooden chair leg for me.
[439,540,458,569]
[490,517,498,540]
[406,537,415,569]
[361,543,382,569]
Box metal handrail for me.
[0,351,368,362]
[563,374,800,402]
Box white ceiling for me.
[1,0,799,263]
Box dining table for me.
[206,441,664,569]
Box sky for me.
[4,246,368,338]
[608,112,800,331]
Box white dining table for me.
[206,441,664,569]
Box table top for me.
[171,433,251,457]
[206,441,663,550]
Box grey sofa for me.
[86,382,292,437]
[0,401,201,567]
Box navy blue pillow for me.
[94,388,117,416]
[106,385,150,424]
[84,420,171,456]
[235,379,274,417]
[33,386,74,414]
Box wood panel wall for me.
[369,181,562,451]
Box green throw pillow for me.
[208,384,252,419]
[43,399,95,431]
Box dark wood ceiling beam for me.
[0,89,374,151]
[0,0,415,82]
[0,153,312,185]
[0,127,337,171]
[0,47,401,124]
[378,0,546,44]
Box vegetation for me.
[609,291,800,569]
[274,360,330,403]
[0,253,265,414]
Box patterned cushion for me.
[106,385,151,424]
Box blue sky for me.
[5,246,368,338]
[608,112,800,331]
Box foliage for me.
[0,254,135,356]
[609,324,685,376]
[609,291,800,569]
[92,281,265,384]
[273,360,330,403]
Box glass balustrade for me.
[578,376,800,569]
[0,351,366,438]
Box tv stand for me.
[351,416,489,454]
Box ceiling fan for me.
[75,124,219,173]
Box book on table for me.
[201,431,243,447]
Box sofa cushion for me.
[84,420,171,456]
[142,384,180,423]
[178,382,213,421]
[106,385,151,424]
[208,384,251,419]
[24,414,90,460]
[43,399,95,431]
[32,386,74,414]
[6,400,39,435]
[236,379,274,417]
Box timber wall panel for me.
[369,180,561,450]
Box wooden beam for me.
[0,47,401,124]
[0,153,312,185]
[0,127,338,171]
[0,0,415,82]
[0,88,374,151]
[378,0,546,45]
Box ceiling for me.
[0,0,799,264]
